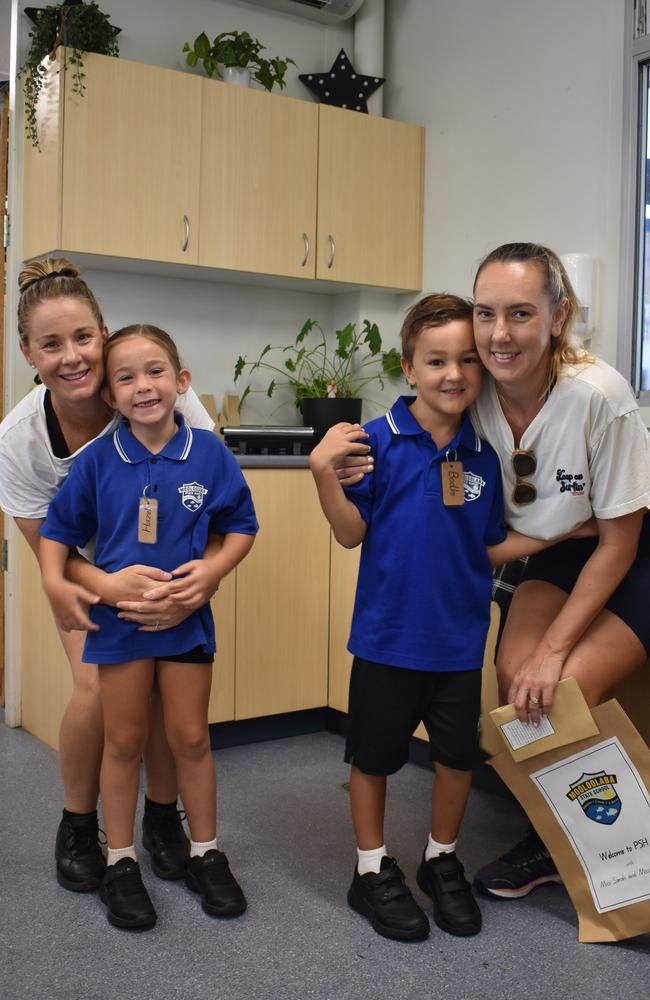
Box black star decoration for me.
[299,48,385,114]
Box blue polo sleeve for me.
[483,453,507,546]
[40,452,99,549]
[342,430,377,526]
[208,444,258,536]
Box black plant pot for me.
[300,397,362,439]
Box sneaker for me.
[347,856,430,941]
[55,810,106,892]
[416,852,481,937]
[473,827,563,899]
[142,805,190,880]
[185,850,247,917]
[99,858,157,930]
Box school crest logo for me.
[566,771,621,825]
[178,482,208,512]
[463,471,486,502]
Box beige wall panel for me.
[317,106,424,291]
[60,53,202,264]
[199,84,319,278]
[235,469,330,718]
[20,536,71,750]
[208,571,235,724]
[22,53,64,261]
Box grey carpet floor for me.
[1,714,649,1000]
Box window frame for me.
[620,0,650,403]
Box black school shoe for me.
[186,850,247,917]
[55,810,106,892]
[100,859,157,930]
[142,803,190,880]
[347,856,430,941]
[416,851,482,936]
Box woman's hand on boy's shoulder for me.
[309,423,373,481]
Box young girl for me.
[39,325,258,930]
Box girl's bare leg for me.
[98,659,155,849]
[156,661,215,843]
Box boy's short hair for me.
[400,293,474,363]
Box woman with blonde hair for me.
[0,258,221,893]
[339,241,650,899]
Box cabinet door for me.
[60,53,202,263]
[207,571,235,724]
[317,106,424,291]
[328,539,359,713]
[199,84,319,278]
[235,469,330,718]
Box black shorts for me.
[157,646,214,664]
[344,656,481,775]
[522,511,650,654]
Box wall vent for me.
[237,0,364,24]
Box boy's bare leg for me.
[430,762,472,844]
[416,761,481,936]
[349,766,387,849]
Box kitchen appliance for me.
[221,425,316,456]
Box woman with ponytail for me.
[0,258,217,895]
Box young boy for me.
[309,294,553,942]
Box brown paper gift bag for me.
[490,700,650,942]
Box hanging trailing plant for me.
[20,1,120,149]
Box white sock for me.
[357,844,387,875]
[106,844,137,867]
[190,838,218,858]
[425,834,456,861]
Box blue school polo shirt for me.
[41,416,258,664]
[344,397,506,673]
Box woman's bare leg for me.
[57,628,103,812]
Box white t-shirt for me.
[0,385,214,520]
[470,358,650,540]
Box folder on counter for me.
[489,676,600,762]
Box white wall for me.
[8,0,629,414]
[384,0,625,366]
[10,0,388,423]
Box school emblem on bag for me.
[178,482,208,512]
[463,470,486,502]
[566,771,622,825]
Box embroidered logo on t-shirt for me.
[178,482,209,511]
[556,469,586,495]
[464,471,486,501]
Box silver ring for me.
[154,621,160,632]
[529,695,539,706]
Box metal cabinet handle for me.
[182,215,190,252]
[301,232,310,267]
[327,234,336,269]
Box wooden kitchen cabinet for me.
[23,53,423,292]
[235,469,330,719]
[23,52,202,265]
[317,105,424,291]
[199,83,319,278]
[328,540,359,714]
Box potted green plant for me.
[20,1,120,149]
[234,319,404,434]
[183,30,295,91]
